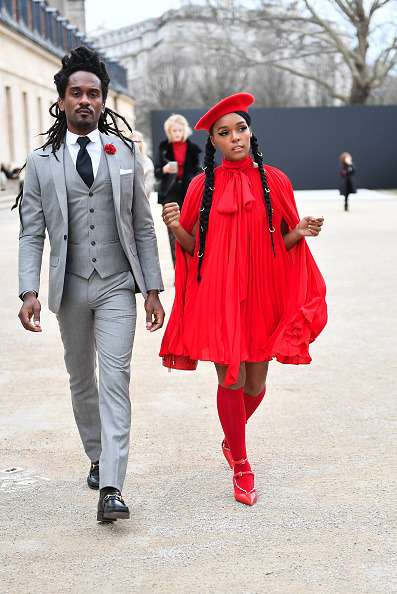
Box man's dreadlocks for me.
[12,46,133,213]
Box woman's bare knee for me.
[215,362,246,389]
[244,362,269,396]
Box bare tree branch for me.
[203,0,397,104]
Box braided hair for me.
[12,46,133,214]
[197,110,275,282]
[197,136,216,281]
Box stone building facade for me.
[0,0,134,167]
[88,6,222,93]
[46,0,85,33]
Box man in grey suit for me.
[17,47,164,522]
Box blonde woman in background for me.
[155,114,201,266]
[130,131,155,197]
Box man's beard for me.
[76,117,96,129]
[71,110,97,131]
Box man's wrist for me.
[21,291,38,301]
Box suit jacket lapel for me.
[101,133,121,214]
[49,143,68,222]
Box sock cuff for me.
[243,385,267,398]
[217,384,244,398]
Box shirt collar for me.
[66,128,100,145]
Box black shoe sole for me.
[97,510,130,521]
[87,478,99,490]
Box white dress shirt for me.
[66,128,102,179]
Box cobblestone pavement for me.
[0,191,396,593]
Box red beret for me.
[195,93,255,133]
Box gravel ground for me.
[0,190,396,593]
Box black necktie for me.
[76,136,94,187]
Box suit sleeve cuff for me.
[20,291,38,301]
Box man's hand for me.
[145,290,165,333]
[18,292,42,332]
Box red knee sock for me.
[224,386,267,450]
[244,386,266,422]
[217,385,253,492]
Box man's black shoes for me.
[97,488,130,522]
[87,461,100,490]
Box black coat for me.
[155,139,202,205]
[339,162,357,196]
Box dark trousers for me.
[167,226,177,266]
[163,179,185,268]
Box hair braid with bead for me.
[197,136,216,282]
[249,134,276,257]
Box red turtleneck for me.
[172,141,187,179]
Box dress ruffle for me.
[160,155,327,386]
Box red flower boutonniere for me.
[104,144,116,154]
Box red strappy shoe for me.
[233,458,257,506]
[221,438,234,469]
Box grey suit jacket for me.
[19,132,164,313]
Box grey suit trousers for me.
[56,270,136,491]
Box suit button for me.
[91,241,96,246]
[90,225,94,230]
[90,208,94,213]
[92,258,97,263]
[64,235,67,240]
[89,192,93,197]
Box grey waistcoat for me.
[64,146,130,279]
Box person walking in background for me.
[15,46,164,523]
[339,152,356,211]
[160,94,327,506]
[1,162,21,180]
[155,114,201,266]
[130,131,155,197]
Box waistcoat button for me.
[64,235,67,240]
[92,258,97,263]
[89,192,93,197]
[90,225,94,230]
[89,208,94,213]
[91,241,96,246]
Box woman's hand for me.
[163,163,173,174]
[296,216,324,237]
[162,203,180,229]
[282,216,324,250]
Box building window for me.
[3,0,13,15]
[22,92,30,154]
[53,16,58,45]
[37,97,43,135]
[5,87,15,162]
[27,0,33,30]
[41,6,46,38]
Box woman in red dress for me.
[160,94,327,506]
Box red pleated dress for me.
[160,155,327,386]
